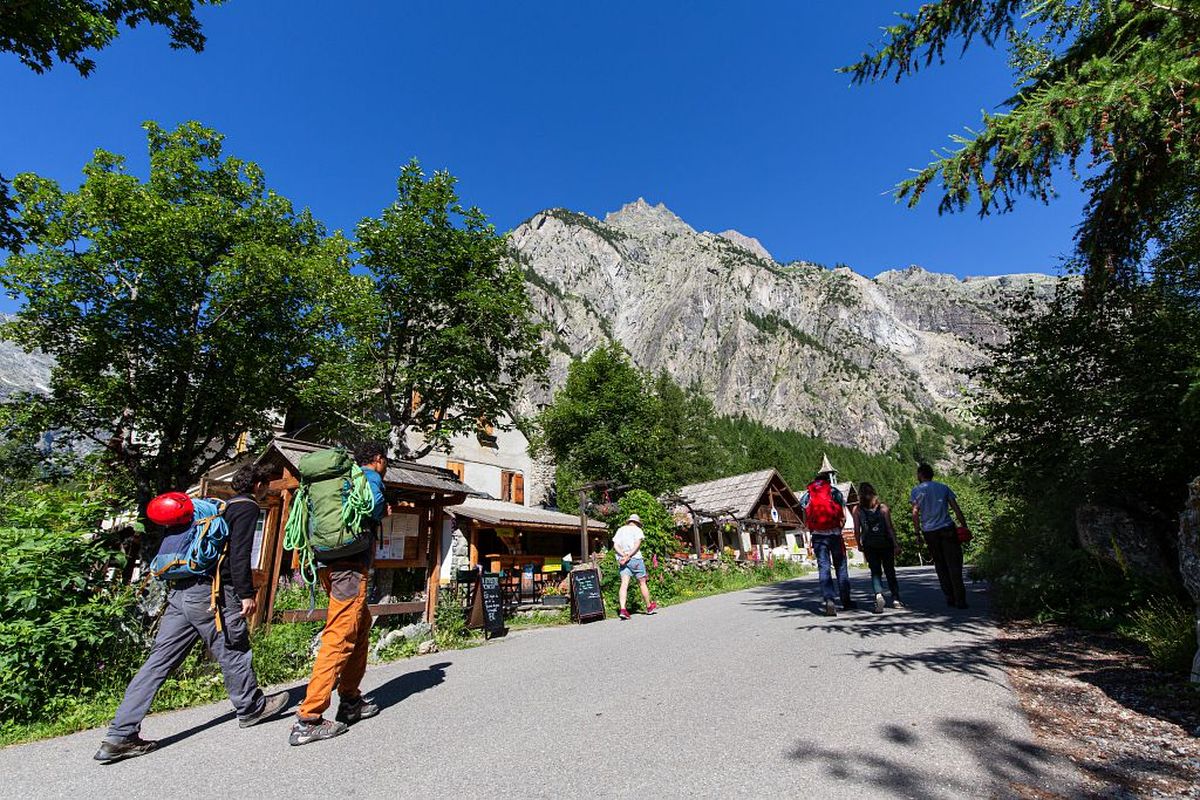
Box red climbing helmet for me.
[146,491,194,527]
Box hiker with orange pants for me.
[289,442,389,746]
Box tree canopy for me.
[848,1,1200,282]
[1,121,347,504]
[0,0,221,76]
[302,160,547,459]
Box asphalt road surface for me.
[0,567,1081,799]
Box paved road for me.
[0,567,1079,799]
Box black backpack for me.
[859,505,889,549]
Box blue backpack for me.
[149,498,230,581]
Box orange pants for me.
[298,566,371,721]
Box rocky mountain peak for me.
[716,229,773,262]
[604,198,694,236]
[513,203,1057,454]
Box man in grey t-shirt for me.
[910,463,969,609]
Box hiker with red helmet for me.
[801,468,853,616]
[94,465,289,764]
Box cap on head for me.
[626,513,642,526]
[147,491,194,527]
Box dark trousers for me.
[106,581,264,741]
[923,526,966,604]
[863,544,900,599]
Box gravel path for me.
[0,567,1080,798]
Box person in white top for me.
[612,513,657,620]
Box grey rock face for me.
[512,201,1057,452]
[1076,504,1175,584]
[0,315,52,400]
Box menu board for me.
[569,568,605,623]
[467,571,506,638]
[375,512,421,561]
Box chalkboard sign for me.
[569,568,605,623]
[468,571,506,638]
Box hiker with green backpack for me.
[94,464,290,765]
[287,442,389,746]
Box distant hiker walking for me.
[613,513,658,620]
[802,469,852,616]
[290,442,389,746]
[94,464,289,765]
[853,482,903,613]
[910,463,970,609]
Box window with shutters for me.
[501,470,523,503]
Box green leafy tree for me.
[2,121,347,506]
[303,160,547,459]
[536,343,715,505]
[848,1,1200,281]
[0,0,222,76]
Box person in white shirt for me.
[612,513,658,620]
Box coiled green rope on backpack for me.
[283,466,378,592]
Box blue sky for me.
[2,1,1086,308]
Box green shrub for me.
[250,621,322,685]
[1120,596,1197,674]
[0,525,139,722]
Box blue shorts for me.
[620,557,647,579]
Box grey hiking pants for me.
[106,580,264,741]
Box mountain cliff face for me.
[0,316,52,401]
[512,199,1057,453]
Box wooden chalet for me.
[675,469,805,560]
[446,497,608,606]
[200,436,470,627]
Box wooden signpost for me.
[569,567,605,623]
[467,570,506,639]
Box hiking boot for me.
[336,695,380,725]
[823,599,837,617]
[618,608,631,620]
[873,593,885,614]
[645,602,659,615]
[239,691,290,728]
[288,717,348,746]
[890,598,904,609]
[93,734,157,764]
[841,598,857,610]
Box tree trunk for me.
[1179,477,1200,683]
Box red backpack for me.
[804,480,843,532]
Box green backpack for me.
[283,447,378,587]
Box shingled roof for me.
[262,436,472,497]
[676,469,781,520]
[450,497,607,532]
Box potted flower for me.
[542,584,568,608]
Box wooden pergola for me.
[200,436,470,627]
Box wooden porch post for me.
[261,486,292,629]
[425,503,443,623]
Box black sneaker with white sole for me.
[336,695,380,725]
[93,734,157,764]
[288,718,348,746]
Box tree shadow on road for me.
[372,661,451,711]
[744,568,1008,684]
[788,716,1076,799]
